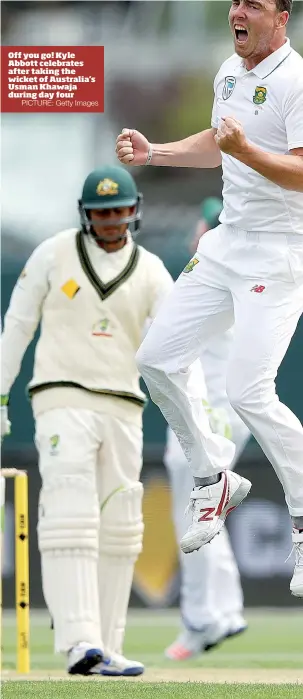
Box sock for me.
[194,474,221,487]
[292,517,303,531]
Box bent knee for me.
[136,337,158,374]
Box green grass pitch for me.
[2,682,303,699]
[2,609,303,698]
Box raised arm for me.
[116,128,222,169]
[216,117,303,193]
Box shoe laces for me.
[285,541,303,566]
[184,501,193,517]
[294,541,303,567]
[184,494,206,525]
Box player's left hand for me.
[215,117,248,155]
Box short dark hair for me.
[275,0,293,14]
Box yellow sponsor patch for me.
[61,279,80,299]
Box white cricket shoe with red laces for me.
[180,471,251,554]
[290,529,303,597]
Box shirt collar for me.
[244,38,292,79]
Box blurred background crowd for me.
[2,1,303,610]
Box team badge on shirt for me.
[222,76,236,101]
[253,86,267,105]
[183,258,199,274]
[92,318,112,337]
[96,179,119,196]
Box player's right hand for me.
[1,406,11,440]
[116,129,150,166]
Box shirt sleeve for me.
[283,77,303,150]
[1,237,55,395]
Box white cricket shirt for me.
[211,39,303,234]
[1,230,173,418]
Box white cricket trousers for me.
[137,224,303,516]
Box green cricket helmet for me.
[200,197,223,230]
[78,165,142,242]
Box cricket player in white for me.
[0,166,177,676]
[165,200,250,660]
[116,0,303,597]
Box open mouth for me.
[234,24,249,44]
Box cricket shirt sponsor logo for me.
[222,76,236,101]
[251,284,266,293]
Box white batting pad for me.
[38,472,102,653]
[98,483,144,654]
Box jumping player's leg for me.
[201,328,251,465]
[36,408,103,674]
[228,272,303,518]
[95,411,145,676]
[227,254,303,595]
[137,238,251,556]
[136,248,236,478]
[164,422,247,658]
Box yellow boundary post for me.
[1,469,30,674]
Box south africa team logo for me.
[253,86,267,105]
[183,258,199,274]
[222,76,236,101]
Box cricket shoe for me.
[290,528,303,597]
[89,651,145,676]
[67,642,104,675]
[165,627,210,660]
[165,625,217,660]
[164,614,247,660]
[180,471,252,554]
[204,612,247,652]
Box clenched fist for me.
[116,129,150,166]
[215,117,248,156]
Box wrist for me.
[232,140,255,163]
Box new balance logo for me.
[251,284,265,293]
[198,507,215,522]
